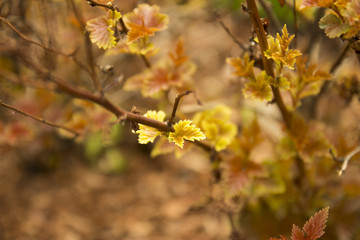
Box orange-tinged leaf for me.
[319,13,350,38]
[269,208,329,240]
[168,120,205,148]
[303,207,329,240]
[123,4,169,43]
[226,53,255,79]
[86,10,122,49]
[228,157,264,192]
[291,224,304,240]
[142,66,172,97]
[169,37,189,67]
[126,22,156,43]
[300,0,333,9]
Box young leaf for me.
[168,120,205,148]
[226,53,255,79]
[319,13,350,38]
[242,71,273,102]
[136,110,166,144]
[264,25,302,69]
[303,207,329,240]
[169,37,189,67]
[123,4,169,43]
[86,10,122,49]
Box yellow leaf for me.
[136,110,166,144]
[168,120,206,148]
[194,105,238,151]
[264,25,302,69]
[86,10,122,49]
[226,53,255,79]
[242,71,273,102]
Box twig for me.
[309,42,350,117]
[86,0,116,11]
[330,147,360,176]
[245,0,292,129]
[216,14,247,51]
[0,99,80,137]
[167,91,192,127]
[330,42,351,74]
[68,0,102,93]
[140,54,152,68]
[293,0,298,48]
[0,16,90,74]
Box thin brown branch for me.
[216,15,247,51]
[86,0,116,11]
[293,0,298,48]
[330,42,351,74]
[0,16,90,75]
[0,99,80,137]
[167,91,192,127]
[315,42,350,98]
[68,0,102,93]
[140,54,152,68]
[53,77,173,132]
[330,147,360,176]
[245,0,292,129]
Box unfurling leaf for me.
[319,13,350,38]
[168,120,206,148]
[243,71,273,102]
[226,53,255,79]
[136,110,165,144]
[86,10,122,49]
[265,25,302,70]
[123,4,169,43]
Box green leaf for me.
[85,132,103,162]
[319,13,350,38]
[98,148,127,174]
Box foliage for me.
[269,207,329,240]
[135,110,205,148]
[1,0,360,239]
